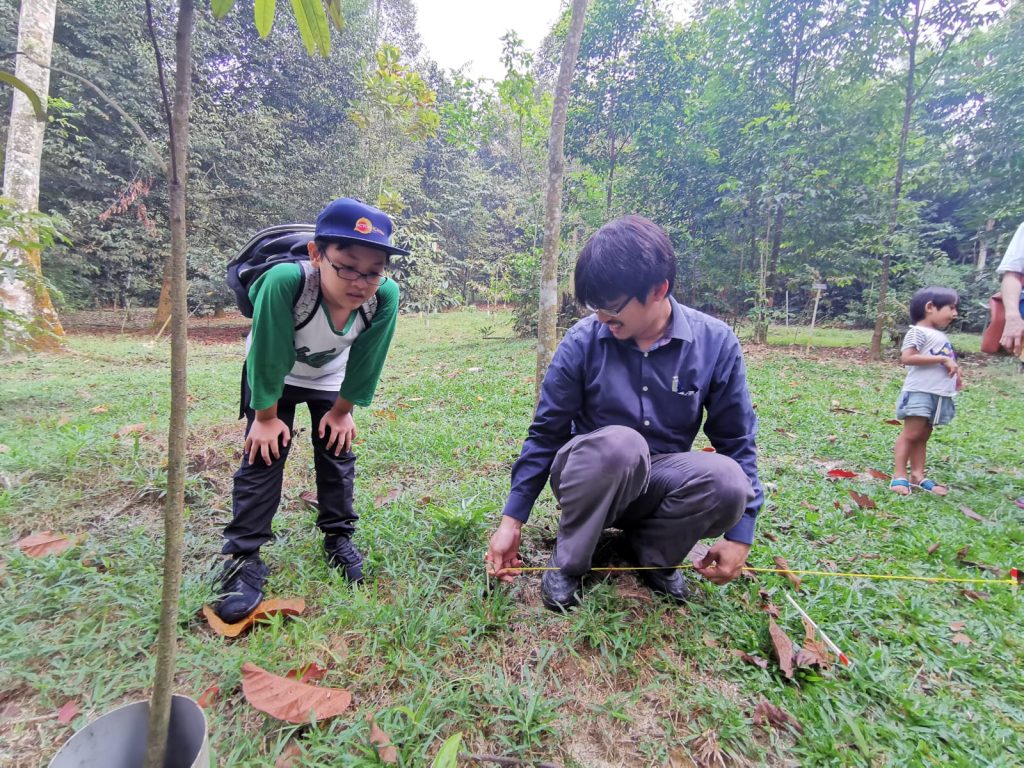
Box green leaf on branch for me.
[0,71,45,121]
[431,733,462,768]
[326,0,345,32]
[254,0,276,37]
[290,0,331,57]
[210,0,236,20]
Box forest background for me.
[1,0,1022,350]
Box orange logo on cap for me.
[354,217,373,234]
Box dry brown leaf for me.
[56,700,79,725]
[956,545,971,561]
[202,598,306,638]
[299,490,319,510]
[731,649,769,669]
[926,542,940,555]
[948,621,966,631]
[753,698,803,733]
[367,714,399,763]
[794,616,831,670]
[114,423,146,438]
[286,663,328,684]
[848,490,876,510]
[275,738,304,768]
[18,531,73,557]
[826,469,858,478]
[958,506,986,523]
[197,684,219,708]
[772,556,802,590]
[867,468,891,480]
[89,405,109,414]
[960,589,990,602]
[950,633,972,646]
[241,662,352,723]
[768,618,795,680]
[372,409,397,420]
[884,418,901,425]
[374,489,401,508]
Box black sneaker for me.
[211,554,268,623]
[324,535,364,583]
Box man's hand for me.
[485,516,524,582]
[320,405,356,456]
[1001,315,1024,358]
[245,417,291,465]
[695,539,751,585]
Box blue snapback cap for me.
[315,198,411,257]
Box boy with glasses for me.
[212,198,408,622]
[486,215,763,611]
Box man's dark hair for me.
[574,215,676,309]
[909,286,959,324]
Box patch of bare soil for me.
[62,308,250,345]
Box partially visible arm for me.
[246,265,302,410]
[702,335,762,547]
[1000,271,1023,357]
[339,279,400,406]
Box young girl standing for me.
[891,287,962,496]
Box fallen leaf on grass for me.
[950,633,973,646]
[196,684,218,708]
[826,469,858,478]
[367,714,399,763]
[848,490,876,510]
[768,618,795,680]
[286,663,327,684]
[299,490,319,510]
[242,662,352,723]
[958,506,987,523]
[960,590,990,602]
[114,423,146,438]
[867,469,891,480]
[372,409,397,420]
[753,698,803,733]
[883,418,901,425]
[948,621,966,631]
[56,700,79,725]
[374,489,401,508]
[772,556,802,590]
[800,500,819,512]
[731,650,769,669]
[794,616,831,670]
[89,405,109,414]
[956,545,971,560]
[18,531,73,557]
[926,542,940,555]
[0,443,8,453]
[275,738,304,768]
[202,598,306,638]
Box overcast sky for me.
[414,0,563,82]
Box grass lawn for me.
[1,310,1022,767]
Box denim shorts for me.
[895,391,956,426]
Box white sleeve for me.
[996,222,1024,274]
[901,326,926,352]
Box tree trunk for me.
[152,257,173,330]
[1,0,63,350]
[976,218,994,272]
[536,0,589,401]
[143,1,194,766]
[871,1,919,360]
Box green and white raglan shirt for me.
[245,262,399,410]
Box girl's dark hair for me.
[574,215,676,309]
[909,286,959,324]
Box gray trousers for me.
[549,426,753,576]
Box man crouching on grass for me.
[485,215,763,610]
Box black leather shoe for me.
[324,535,364,583]
[212,554,269,623]
[541,565,582,612]
[638,568,689,604]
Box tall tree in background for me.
[1,0,62,349]
[537,0,588,398]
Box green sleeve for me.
[339,278,400,406]
[246,263,301,410]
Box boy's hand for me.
[245,417,291,465]
[320,409,356,456]
[942,358,959,377]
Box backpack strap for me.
[293,261,321,330]
[358,292,379,327]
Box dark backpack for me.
[226,223,378,330]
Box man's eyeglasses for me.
[584,295,633,317]
[322,257,388,286]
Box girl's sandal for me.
[913,478,949,496]
[889,478,911,496]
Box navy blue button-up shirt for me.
[502,296,763,545]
